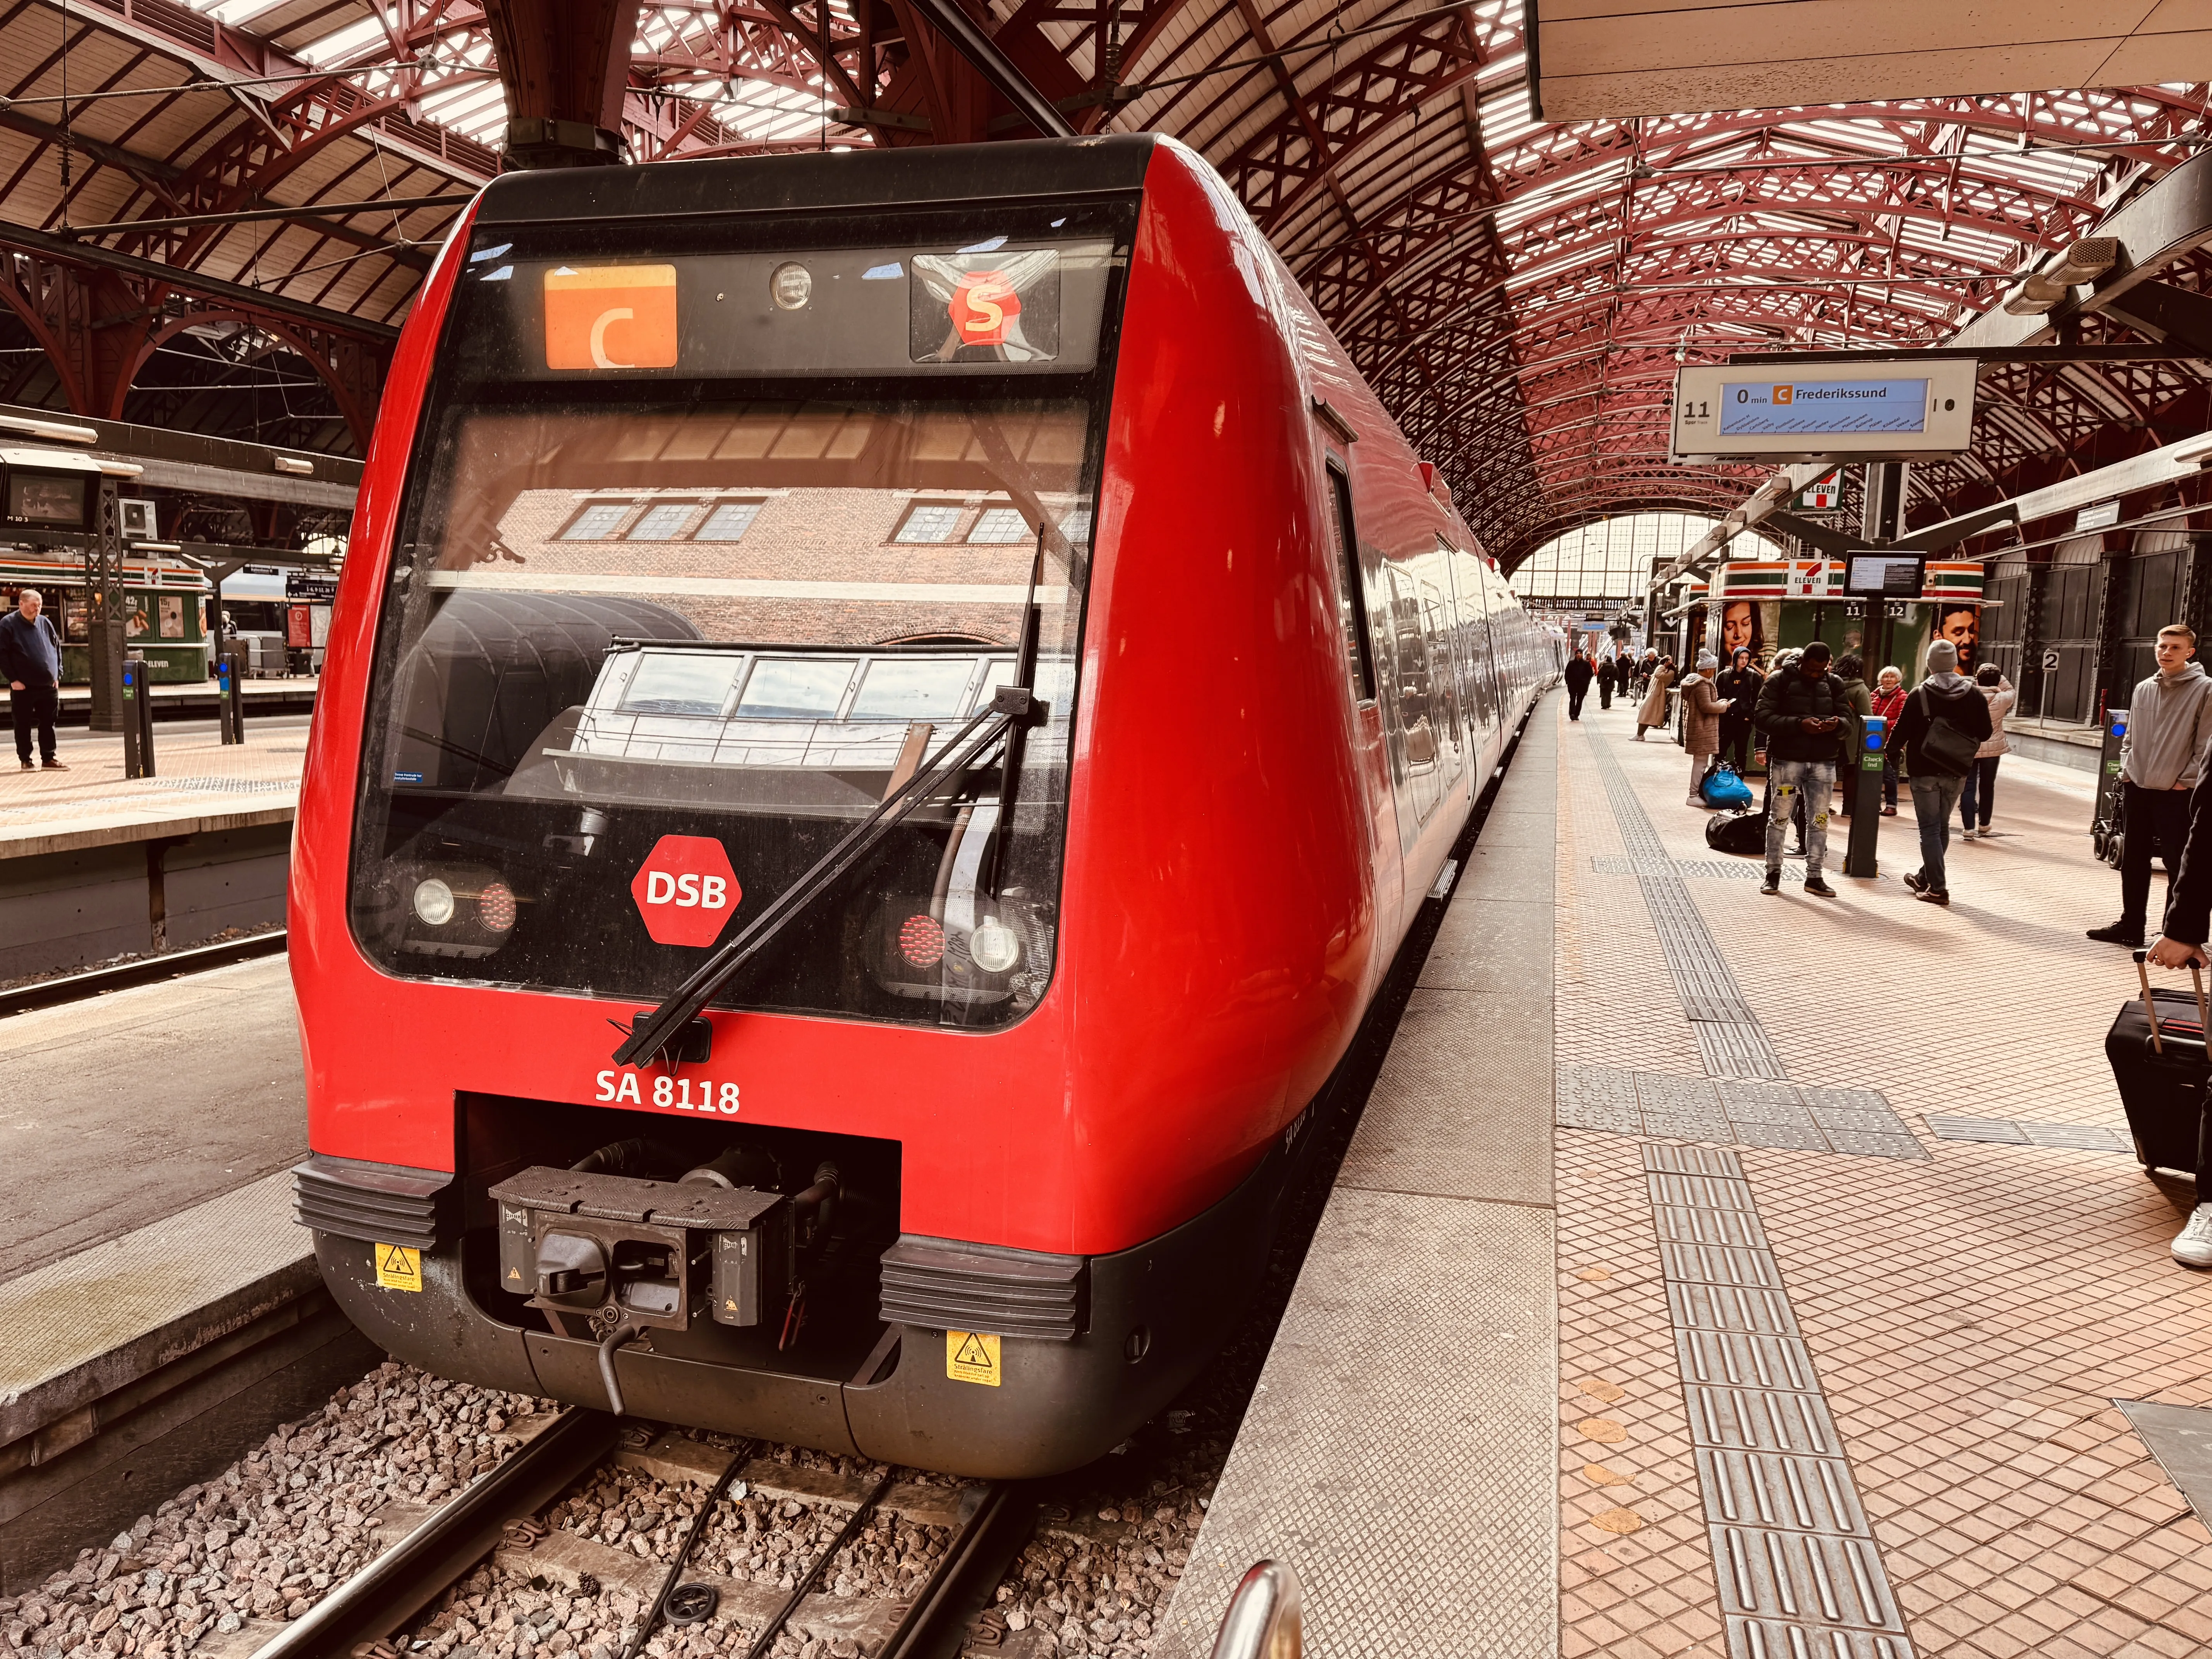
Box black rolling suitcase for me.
[2105,952,2211,1175]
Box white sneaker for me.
[2173,1204,2212,1268]
[1687,793,1706,807]
[1960,827,1977,840]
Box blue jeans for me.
[1766,759,1834,876]
[1911,775,1966,894]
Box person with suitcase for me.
[2089,625,2212,948]
[2137,748,2212,1262]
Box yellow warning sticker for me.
[375,1243,422,1291]
[946,1329,1001,1386]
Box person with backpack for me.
[1886,639,1994,907]
[1678,650,1729,806]
[2088,625,2212,947]
[1751,641,1852,897]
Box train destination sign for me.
[1671,359,1977,461]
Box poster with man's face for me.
[1936,605,1980,672]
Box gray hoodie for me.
[2123,660,2212,791]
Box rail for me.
[0,927,287,1018]
[243,1410,1039,1659]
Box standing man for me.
[2088,624,2212,948]
[1886,639,1993,908]
[0,587,65,771]
[1595,650,1617,710]
[1752,640,1850,898]
[1563,649,1594,721]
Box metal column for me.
[85,477,128,733]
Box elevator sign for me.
[631,836,742,947]
[1671,358,1977,461]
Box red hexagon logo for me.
[630,835,742,948]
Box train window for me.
[1325,463,1375,702]
[735,658,860,720]
[620,652,740,716]
[694,501,763,541]
[849,658,975,721]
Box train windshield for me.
[348,208,1128,1029]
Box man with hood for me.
[1887,639,1994,907]
[2089,624,2212,948]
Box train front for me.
[290,143,1251,1477]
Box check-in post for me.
[1846,716,1886,878]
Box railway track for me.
[221,1402,1056,1659]
[0,928,286,1018]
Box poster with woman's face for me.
[1936,605,1980,671]
[1718,599,1778,668]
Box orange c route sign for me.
[544,264,678,370]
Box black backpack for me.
[1705,809,1769,855]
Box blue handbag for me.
[1701,764,1753,809]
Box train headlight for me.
[970,916,1021,973]
[413,877,457,926]
[771,262,812,310]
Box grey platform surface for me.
[0,953,306,1279]
[1156,705,1561,1658]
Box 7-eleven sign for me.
[1795,468,1843,511]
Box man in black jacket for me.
[1595,652,1617,709]
[1563,651,1593,720]
[0,588,65,770]
[1886,639,1992,907]
[1751,640,1850,898]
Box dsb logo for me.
[630,836,741,948]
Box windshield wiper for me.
[609,685,1038,1070]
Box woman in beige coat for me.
[1676,650,1729,805]
[1633,656,1675,741]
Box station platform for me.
[0,952,368,1593]
[0,721,303,979]
[1161,689,2212,1658]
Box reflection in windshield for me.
[354,395,1096,1030]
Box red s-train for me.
[289,134,1556,1477]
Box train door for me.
[1384,563,1443,837]
[1317,453,1396,871]
[1419,547,1466,790]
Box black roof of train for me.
[474,135,1162,225]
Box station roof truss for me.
[0,0,2204,524]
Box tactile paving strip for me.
[1592,855,1765,880]
[1559,1065,1927,1161]
[1642,1144,1918,1659]
[1924,1113,2133,1152]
